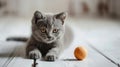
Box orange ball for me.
[74,46,87,60]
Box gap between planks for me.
[87,42,120,67]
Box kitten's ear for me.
[34,11,43,19]
[55,12,67,25]
[32,11,43,24]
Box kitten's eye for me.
[40,27,46,33]
[53,29,58,33]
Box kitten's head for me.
[32,11,67,43]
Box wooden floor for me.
[0,16,120,67]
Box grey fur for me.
[26,11,68,61]
[6,11,73,61]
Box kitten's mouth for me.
[45,40,54,43]
[47,37,54,41]
[44,38,54,43]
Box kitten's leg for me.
[26,45,42,59]
[45,47,60,61]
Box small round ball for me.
[74,46,87,60]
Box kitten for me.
[7,11,73,61]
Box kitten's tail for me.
[6,37,28,42]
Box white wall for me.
[70,0,99,16]
[3,0,100,17]
[1,0,120,17]
[116,0,120,17]
[5,0,69,17]
[109,0,120,17]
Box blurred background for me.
[0,0,120,42]
[0,0,120,17]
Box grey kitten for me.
[6,11,73,61]
[26,11,67,61]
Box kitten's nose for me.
[48,36,53,40]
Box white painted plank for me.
[71,17,120,64]
[6,40,117,67]
[0,41,21,67]
[86,36,120,64]
[0,17,118,67]
[6,23,117,67]
[0,16,31,41]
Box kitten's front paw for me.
[29,49,41,59]
[45,55,57,61]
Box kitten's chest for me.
[37,42,55,56]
